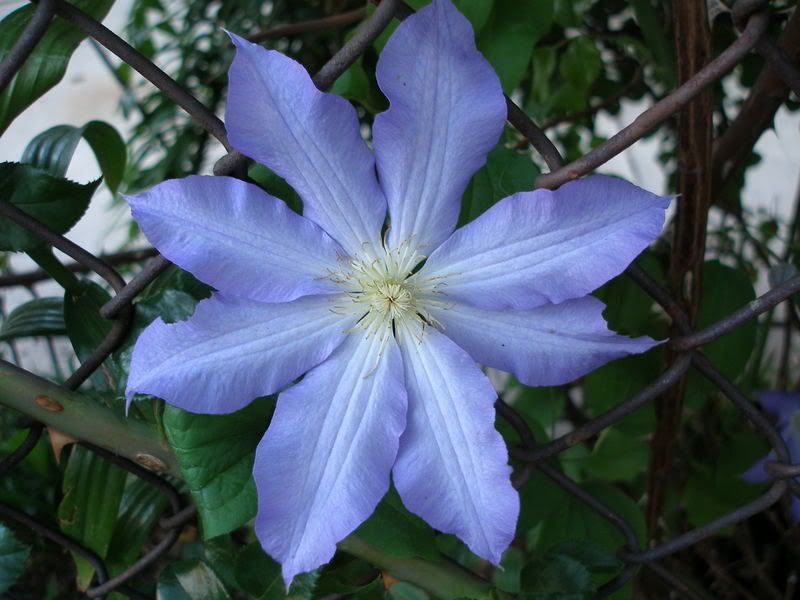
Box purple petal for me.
[127,176,344,303]
[741,452,774,484]
[757,391,800,427]
[393,325,518,563]
[429,295,659,386]
[742,430,800,487]
[790,430,800,482]
[254,330,406,585]
[418,175,670,310]
[225,33,386,256]
[373,0,505,255]
[790,497,800,523]
[126,293,352,414]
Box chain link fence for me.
[0,0,799,597]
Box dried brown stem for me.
[712,8,800,201]
[247,7,366,42]
[646,0,714,549]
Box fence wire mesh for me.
[0,0,799,598]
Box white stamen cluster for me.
[329,240,447,347]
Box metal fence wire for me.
[1,0,800,598]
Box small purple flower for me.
[125,0,668,584]
[742,391,800,521]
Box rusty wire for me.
[0,0,799,597]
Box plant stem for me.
[27,246,81,291]
[0,359,178,477]
[337,536,493,599]
[0,360,496,598]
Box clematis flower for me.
[125,0,668,584]
[742,391,800,521]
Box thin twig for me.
[248,7,366,42]
[537,11,769,189]
[51,0,230,150]
[540,66,644,130]
[0,0,55,94]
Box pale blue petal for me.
[254,329,406,585]
[742,424,800,524]
[373,0,505,255]
[225,33,385,256]
[126,293,352,414]
[127,176,344,303]
[429,296,659,386]
[393,325,518,563]
[419,175,670,310]
[741,452,773,484]
[790,497,800,523]
[757,391,800,428]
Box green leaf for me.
[686,261,757,404]
[135,289,199,327]
[528,481,645,556]
[518,471,566,535]
[548,36,604,114]
[248,164,303,215]
[314,559,384,598]
[234,542,319,600]
[453,0,494,33]
[553,0,592,28]
[137,265,213,307]
[21,125,80,177]
[354,488,438,560]
[583,352,662,436]
[559,38,602,97]
[0,524,30,593]
[22,121,127,192]
[163,397,274,538]
[460,145,540,225]
[201,537,239,591]
[64,280,113,390]
[0,0,114,133]
[158,560,231,600]
[106,476,170,573]
[528,47,558,120]
[521,554,593,599]
[477,0,554,93]
[234,543,282,599]
[386,582,430,600]
[583,428,648,482]
[493,546,526,593]
[81,121,127,193]
[0,162,98,252]
[594,252,666,337]
[58,445,127,589]
[0,297,65,341]
[64,280,112,362]
[503,385,564,436]
[547,540,620,574]
[157,564,193,600]
[330,60,380,113]
[629,0,675,87]
[681,430,768,531]
[175,561,231,600]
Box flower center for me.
[346,249,425,336]
[365,280,416,323]
[328,240,445,342]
